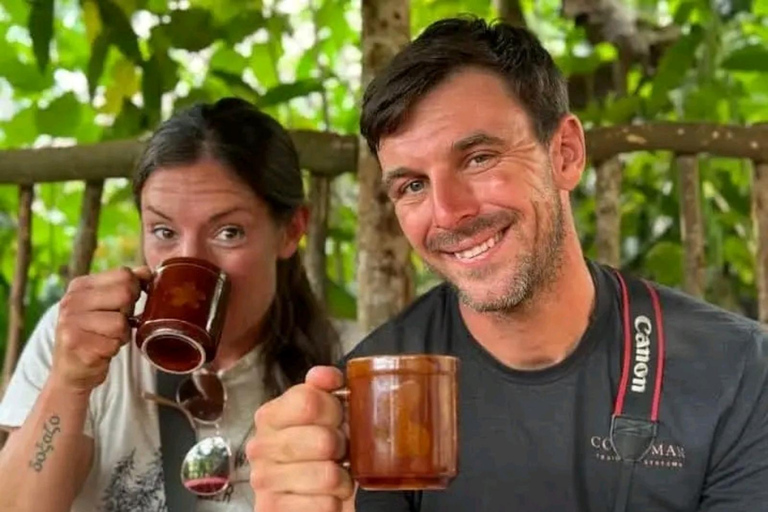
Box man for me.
[246,16,768,512]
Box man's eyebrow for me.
[381,166,422,193]
[452,132,506,152]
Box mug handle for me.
[332,388,351,470]
[128,271,153,328]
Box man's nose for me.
[431,174,480,229]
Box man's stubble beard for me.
[426,183,567,314]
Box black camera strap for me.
[610,270,666,512]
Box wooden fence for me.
[1,122,768,391]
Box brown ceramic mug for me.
[336,354,459,490]
[130,257,230,374]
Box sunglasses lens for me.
[177,372,225,422]
[181,436,232,495]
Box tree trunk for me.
[306,176,330,303]
[594,157,623,267]
[67,180,104,282]
[497,0,526,26]
[356,0,414,333]
[2,185,34,394]
[676,155,706,298]
[753,161,768,324]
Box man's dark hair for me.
[360,16,569,155]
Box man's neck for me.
[458,239,595,371]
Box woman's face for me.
[139,157,306,349]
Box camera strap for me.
[610,270,666,512]
[156,369,198,512]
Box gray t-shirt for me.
[344,261,768,512]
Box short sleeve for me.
[0,303,95,437]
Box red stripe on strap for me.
[645,281,665,422]
[613,271,633,416]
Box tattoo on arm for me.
[29,415,61,472]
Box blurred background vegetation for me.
[1,0,767,368]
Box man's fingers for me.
[247,425,346,463]
[255,384,344,431]
[305,366,345,390]
[256,492,343,512]
[250,460,354,499]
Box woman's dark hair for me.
[361,15,569,155]
[133,97,340,398]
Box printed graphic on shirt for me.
[101,449,166,512]
[589,434,686,469]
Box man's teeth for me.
[454,231,503,261]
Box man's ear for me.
[278,205,309,259]
[549,113,587,191]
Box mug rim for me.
[156,257,226,276]
[141,328,207,374]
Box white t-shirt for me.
[0,301,269,512]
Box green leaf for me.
[1,107,38,148]
[163,8,218,51]
[0,57,55,93]
[173,88,213,111]
[249,42,279,88]
[28,0,54,72]
[209,47,249,75]
[209,70,260,103]
[326,278,356,320]
[96,0,142,64]
[103,99,145,140]
[756,0,768,15]
[36,93,83,137]
[257,79,325,108]
[721,45,768,72]
[87,32,111,99]
[222,9,265,44]
[673,1,696,25]
[648,26,704,113]
[141,54,163,126]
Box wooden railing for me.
[1,122,768,391]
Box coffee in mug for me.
[131,257,230,374]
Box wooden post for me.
[306,175,330,303]
[356,0,414,333]
[67,180,105,281]
[594,158,623,267]
[676,154,706,298]
[753,161,768,324]
[2,185,34,393]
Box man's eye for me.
[468,153,494,167]
[403,180,425,195]
[152,227,175,240]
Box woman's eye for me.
[215,226,245,241]
[151,227,176,240]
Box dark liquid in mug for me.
[144,335,203,374]
[346,356,458,490]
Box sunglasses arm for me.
[142,391,196,430]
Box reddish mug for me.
[336,354,459,490]
[131,257,230,374]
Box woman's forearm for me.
[0,381,94,512]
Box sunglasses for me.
[142,370,249,496]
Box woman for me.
[0,97,340,512]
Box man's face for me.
[378,68,574,312]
